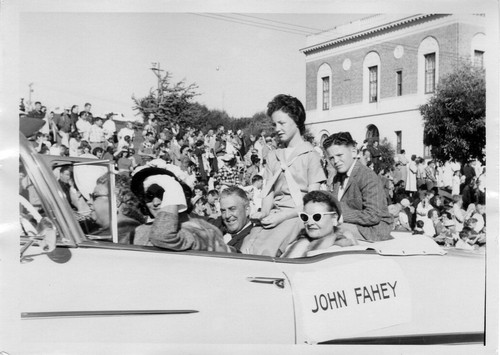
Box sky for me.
[19,11,369,119]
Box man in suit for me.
[219,186,254,252]
[323,132,393,241]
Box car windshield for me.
[48,158,128,244]
[20,155,77,250]
[19,136,124,253]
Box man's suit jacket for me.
[332,160,393,241]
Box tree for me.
[238,111,274,136]
[184,102,233,132]
[132,70,199,125]
[419,62,485,164]
[378,137,395,172]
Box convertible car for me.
[18,130,488,348]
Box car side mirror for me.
[37,217,57,253]
[20,217,57,261]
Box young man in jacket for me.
[323,131,393,241]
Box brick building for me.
[301,14,485,157]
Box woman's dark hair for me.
[118,150,129,159]
[194,184,207,195]
[430,195,443,210]
[302,190,341,217]
[92,147,104,156]
[395,180,405,188]
[266,94,306,135]
[427,208,439,218]
[69,130,81,139]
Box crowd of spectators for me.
[21,97,487,255]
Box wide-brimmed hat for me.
[131,166,193,214]
[130,167,175,198]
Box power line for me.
[191,13,313,36]
[196,13,312,35]
[233,13,325,32]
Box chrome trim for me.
[21,310,199,319]
[247,277,285,289]
[319,332,485,345]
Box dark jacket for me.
[227,222,254,252]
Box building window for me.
[474,50,484,68]
[424,53,436,93]
[317,63,332,110]
[322,76,330,110]
[369,66,378,102]
[396,70,402,96]
[395,131,402,153]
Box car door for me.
[19,139,296,345]
[20,247,296,344]
[278,246,485,345]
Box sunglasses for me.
[298,211,338,223]
[144,185,165,203]
[89,193,109,201]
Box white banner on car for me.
[292,259,412,344]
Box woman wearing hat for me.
[131,167,233,252]
[281,191,357,258]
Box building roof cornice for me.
[300,14,450,55]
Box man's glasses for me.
[89,193,109,201]
[298,211,338,223]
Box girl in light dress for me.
[241,95,326,256]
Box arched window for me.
[366,124,379,144]
[317,63,332,110]
[363,52,381,104]
[418,37,439,94]
[471,33,486,68]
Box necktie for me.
[337,173,347,188]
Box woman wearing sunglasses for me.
[281,191,357,258]
[131,167,233,252]
[88,173,145,243]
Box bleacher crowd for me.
[21,96,487,257]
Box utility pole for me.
[28,83,34,108]
[150,62,164,103]
[216,66,225,112]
